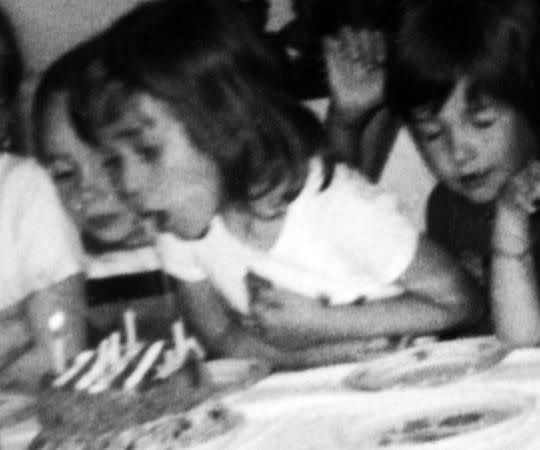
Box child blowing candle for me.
[67,0,481,370]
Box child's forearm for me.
[279,338,396,370]
[293,295,462,342]
[491,206,540,345]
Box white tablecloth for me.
[5,347,540,449]
[216,348,540,450]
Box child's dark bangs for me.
[70,69,137,149]
[387,38,458,118]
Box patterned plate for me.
[343,336,510,391]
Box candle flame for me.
[49,310,66,332]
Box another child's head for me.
[386,0,540,204]
[0,7,22,153]
[33,40,154,253]
[69,0,324,240]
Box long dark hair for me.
[69,0,329,214]
[33,38,102,161]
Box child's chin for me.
[461,188,497,204]
[169,222,210,241]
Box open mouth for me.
[457,169,492,191]
[86,213,122,230]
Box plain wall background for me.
[3,0,435,228]
[2,0,144,73]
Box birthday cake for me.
[32,314,242,450]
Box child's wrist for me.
[329,98,380,124]
[493,203,531,249]
[491,245,533,259]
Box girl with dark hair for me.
[69,0,480,369]
[0,8,86,387]
[383,0,540,345]
[33,39,183,344]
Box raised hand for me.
[324,26,386,120]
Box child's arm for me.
[250,235,482,342]
[490,162,540,346]
[324,27,400,176]
[25,274,87,361]
[176,278,296,367]
[0,274,87,388]
[176,277,398,370]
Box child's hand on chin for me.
[494,161,540,254]
[499,161,540,216]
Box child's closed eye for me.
[414,122,444,142]
[470,111,497,129]
[48,161,77,183]
[102,154,122,173]
[136,143,161,162]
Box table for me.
[4,345,540,449]
[215,348,540,450]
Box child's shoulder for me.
[0,154,49,189]
[307,158,379,197]
[296,158,409,236]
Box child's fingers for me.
[240,314,267,336]
[339,26,359,61]
[359,30,377,66]
[323,36,347,80]
[504,171,537,214]
[245,270,273,297]
[250,288,282,310]
[373,30,387,64]
[322,35,340,62]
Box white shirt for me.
[0,155,83,312]
[159,160,419,315]
[377,128,436,231]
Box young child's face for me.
[42,93,152,248]
[408,79,536,204]
[100,93,222,240]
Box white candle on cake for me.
[123,309,137,351]
[172,321,185,358]
[48,310,66,374]
[110,332,121,365]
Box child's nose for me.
[119,161,147,207]
[449,129,477,166]
[79,169,113,203]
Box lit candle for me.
[172,321,185,358]
[187,337,206,359]
[110,332,121,365]
[48,310,66,374]
[123,309,137,351]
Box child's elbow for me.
[496,326,540,348]
[441,291,485,332]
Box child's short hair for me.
[386,0,540,127]
[70,0,328,211]
[0,7,22,104]
[33,38,102,161]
